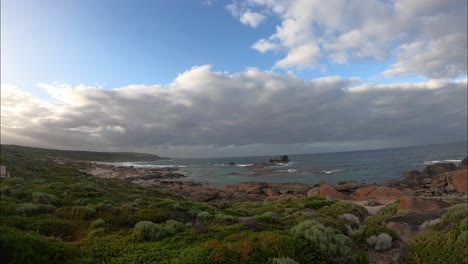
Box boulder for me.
[319,184,345,199]
[262,187,280,197]
[224,184,239,193]
[446,170,468,193]
[424,163,457,176]
[272,155,290,163]
[271,183,309,194]
[307,184,345,199]
[238,182,268,194]
[353,185,404,202]
[404,170,428,185]
[459,157,468,170]
[335,180,360,192]
[228,162,236,166]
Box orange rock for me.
[354,185,404,201]
[224,184,239,192]
[397,196,413,210]
[263,187,279,197]
[318,184,345,199]
[449,170,467,193]
[354,185,378,198]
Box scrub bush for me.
[133,221,167,242]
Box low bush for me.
[16,203,56,216]
[197,211,215,225]
[32,192,58,205]
[290,220,360,263]
[367,233,392,251]
[133,221,167,242]
[271,256,299,264]
[404,204,468,264]
[318,201,368,221]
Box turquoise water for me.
[112,142,467,188]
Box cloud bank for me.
[229,0,467,78]
[1,66,466,157]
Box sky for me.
[1,0,467,158]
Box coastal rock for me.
[319,184,345,199]
[248,155,290,169]
[224,184,239,193]
[353,185,404,202]
[403,170,428,186]
[228,162,236,166]
[238,182,268,194]
[271,155,290,163]
[424,162,457,176]
[307,184,345,199]
[335,180,360,193]
[446,170,468,193]
[262,187,280,197]
[272,183,310,194]
[459,157,468,170]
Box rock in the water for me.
[272,155,290,163]
[424,163,457,176]
[459,157,468,170]
[228,162,236,166]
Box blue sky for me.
[1,0,430,93]
[1,0,466,157]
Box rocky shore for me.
[89,163,186,180]
[89,157,467,204]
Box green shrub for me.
[91,218,106,228]
[338,213,360,227]
[271,257,299,264]
[290,220,362,263]
[367,233,392,251]
[32,192,58,205]
[197,211,214,224]
[16,203,56,215]
[164,219,185,235]
[255,212,281,224]
[302,198,335,209]
[133,221,167,242]
[56,206,96,220]
[404,204,468,263]
[0,226,84,264]
[318,201,368,220]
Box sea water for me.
[111,141,467,188]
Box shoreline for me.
[89,158,468,204]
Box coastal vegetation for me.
[0,145,467,263]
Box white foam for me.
[423,160,461,165]
[236,164,254,167]
[322,169,342,174]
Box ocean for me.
[111,141,467,188]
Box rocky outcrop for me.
[89,163,186,180]
[459,157,468,170]
[269,155,290,163]
[307,183,345,199]
[423,162,457,176]
[403,170,428,186]
[248,155,290,169]
[386,196,452,243]
[445,170,467,193]
[352,185,405,202]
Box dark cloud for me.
[1,66,467,157]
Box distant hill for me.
[0,144,165,162]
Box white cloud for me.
[227,4,266,28]
[1,67,466,157]
[228,0,467,78]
